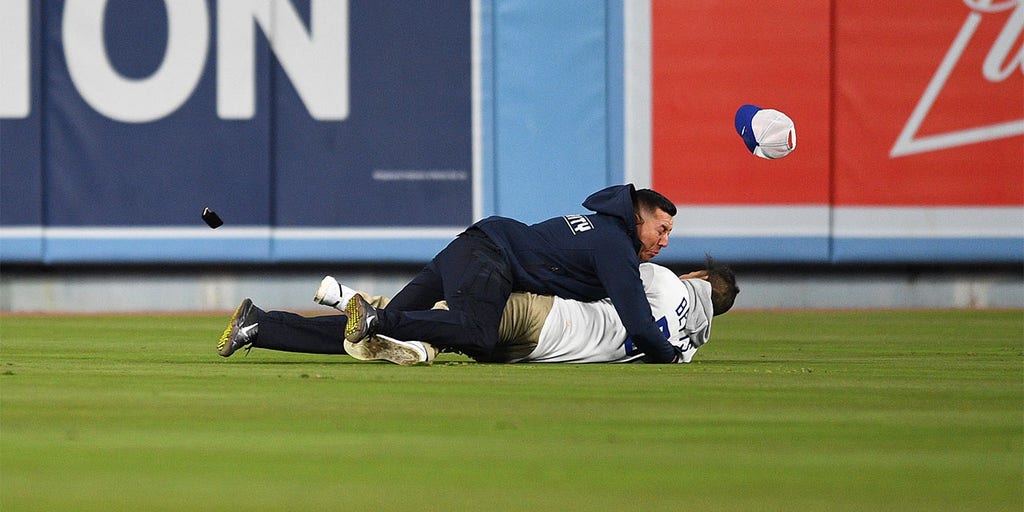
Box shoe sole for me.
[217,298,251,357]
[343,296,367,342]
[344,336,427,366]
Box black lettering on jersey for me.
[675,297,688,335]
[563,215,594,234]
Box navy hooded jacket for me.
[473,184,678,363]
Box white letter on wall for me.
[218,0,349,120]
[63,0,209,123]
[0,0,31,118]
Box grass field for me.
[1,310,1021,511]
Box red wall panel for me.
[652,0,831,205]
[834,1,1023,206]
[652,1,1022,207]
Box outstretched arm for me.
[595,251,679,363]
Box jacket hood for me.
[582,184,638,243]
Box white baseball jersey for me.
[517,263,714,363]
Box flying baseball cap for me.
[734,104,796,159]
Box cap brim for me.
[734,104,762,153]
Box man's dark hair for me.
[704,256,739,316]
[634,188,677,217]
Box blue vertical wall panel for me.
[492,0,614,223]
[0,0,43,262]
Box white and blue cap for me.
[734,104,796,159]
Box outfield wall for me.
[1,1,1021,267]
[2,266,1021,313]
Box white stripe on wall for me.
[0,227,462,240]
[675,205,1022,238]
[623,0,651,189]
[833,207,1024,238]
[675,206,831,237]
[2,207,1020,241]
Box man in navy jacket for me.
[344,183,680,363]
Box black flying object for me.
[202,207,224,229]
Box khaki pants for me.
[428,292,553,363]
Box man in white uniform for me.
[218,261,737,365]
[324,260,738,365]
[516,263,713,363]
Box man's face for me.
[636,208,674,262]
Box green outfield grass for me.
[1,310,1021,511]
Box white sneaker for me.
[313,276,357,312]
[343,335,435,366]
